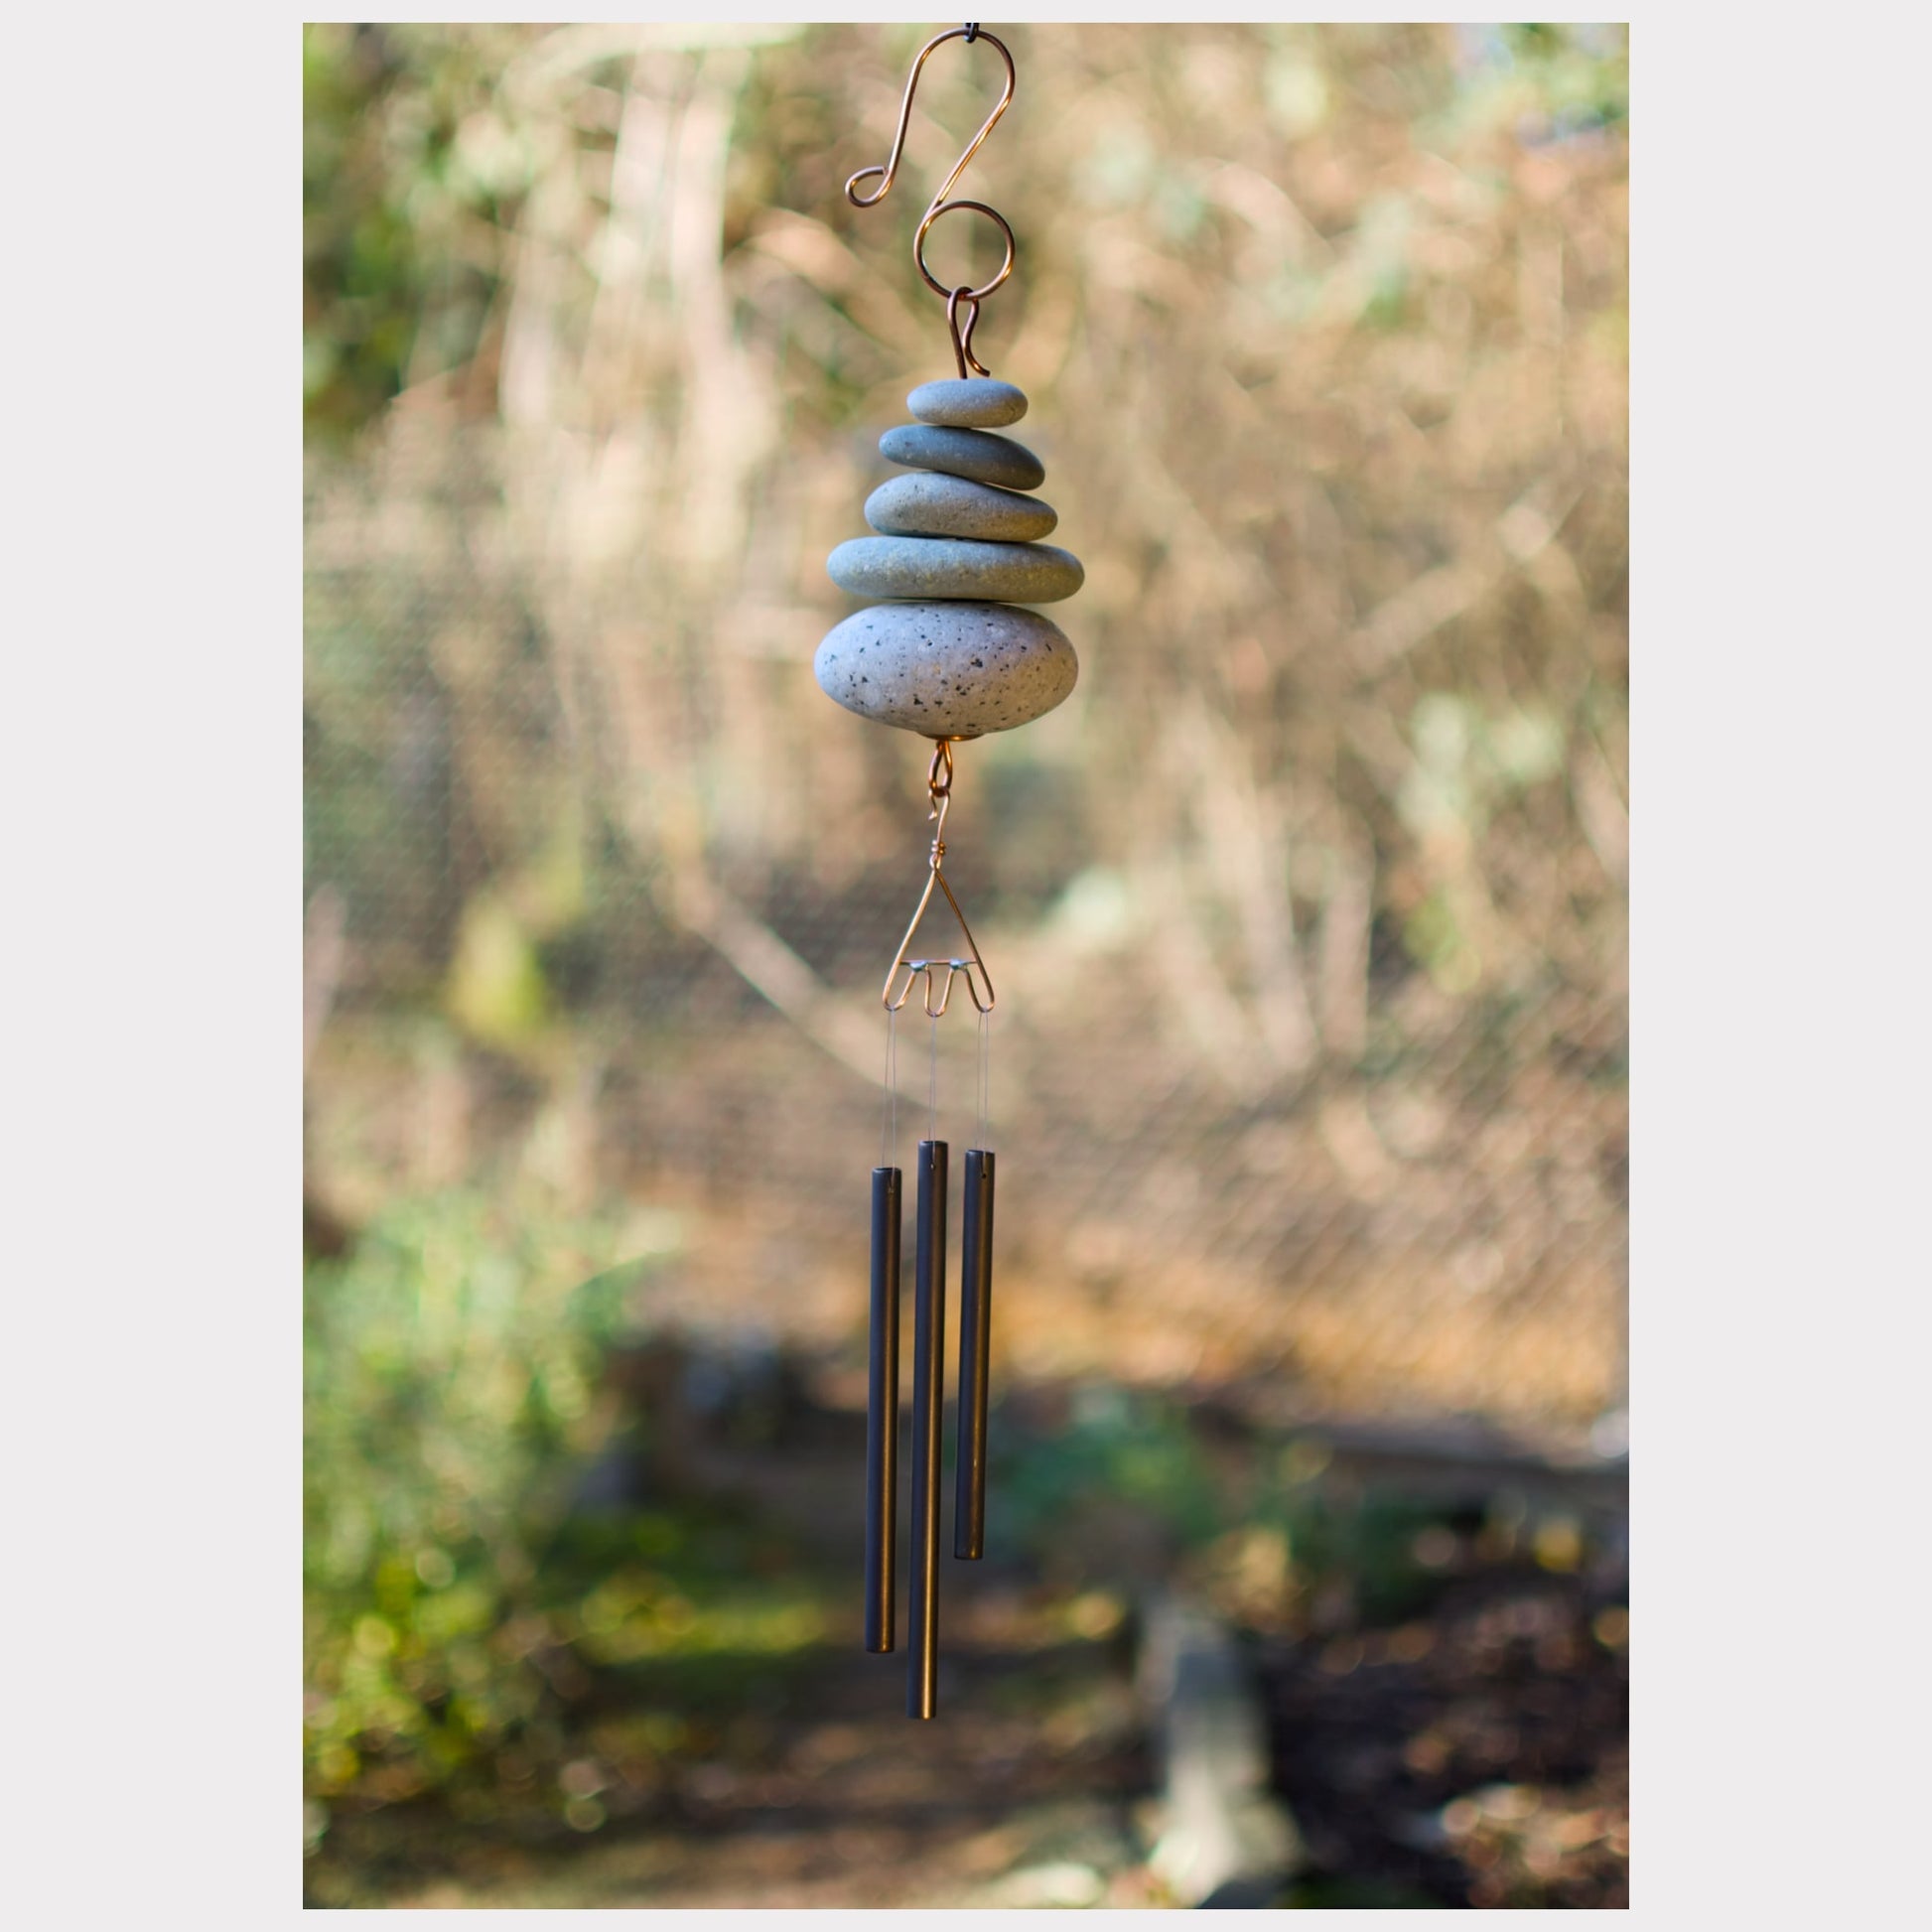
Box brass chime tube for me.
[865,1165,901,1653]
[906,1138,949,1719]
[953,1148,995,1560]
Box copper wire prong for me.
[960,959,994,1015]
[928,965,955,1020]
[884,955,921,1014]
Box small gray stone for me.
[880,422,1045,492]
[906,376,1029,428]
[814,601,1078,739]
[828,535,1083,605]
[866,472,1057,543]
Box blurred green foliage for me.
[996,1393,1527,1631]
[303,24,539,441]
[303,1191,644,1802]
[303,22,1626,442]
[996,1388,1225,1565]
[1483,23,1628,136]
[1264,1477,1462,1627]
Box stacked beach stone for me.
[815,378,1081,740]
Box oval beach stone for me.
[866,472,1057,543]
[906,377,1029,428]
[828,535,1083,605]
[879,422,1045,492]
[814,601,1078,739]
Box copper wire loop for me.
[845,26,1017,369]
[916,198,1015,305]
[884,738,996,1019]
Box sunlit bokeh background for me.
[304,22,1627,1908]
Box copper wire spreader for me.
[845,23,1017,377]
[883,738,996,1020]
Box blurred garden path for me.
[324,1610,1150,1910]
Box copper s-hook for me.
[883,739,997,1020]
[846,25,1017,371]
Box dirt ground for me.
[1256,1563,1629,1908]
[307,1581,1157,1909]
[306,1363,1626,1909]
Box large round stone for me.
[906,376,1029,428]
[814,601,1078,739]
[879,422,1045,492]
[866,472,1057,542]
[827,535,1083,604]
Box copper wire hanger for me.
[845,24,1017,377]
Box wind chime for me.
[813,24,1082,1720]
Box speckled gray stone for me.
[814,601,1078,739]
[828,535,1083,605]
[907,376,1029,428]
[879,422,1045,492]
[865,472,1057,543]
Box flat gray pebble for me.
[879,422,1045,492]
[828,535,1083,604]
[906,377,1029,428]
[866,472,1057,542]
[814,600,1078,739]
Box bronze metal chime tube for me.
[905,1137,949,1718]
[953,1148,995,1560]
[864,1165,901,1653]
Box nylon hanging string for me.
[976,1004,991,1152]
[881,1004,899,1169]
[928,1010,940,1144]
